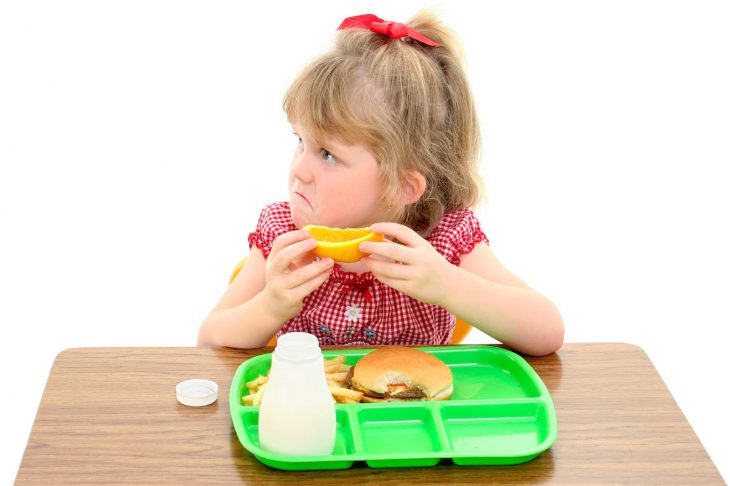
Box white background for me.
[1,0,728,482]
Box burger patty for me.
[387,386,425,399]
[346,367,426,400]
[345,366,355,387]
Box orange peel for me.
[302,225,384,263]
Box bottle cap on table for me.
[176,378,218,407]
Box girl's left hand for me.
[359,222,453,306]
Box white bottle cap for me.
[176,378,218,407]
[275,332,322,361]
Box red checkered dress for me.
[248,202,489,346]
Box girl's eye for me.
[321,150,337,163]
[293,132,303,145]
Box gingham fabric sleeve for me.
[427,209,489,265]
[247,202,297,258]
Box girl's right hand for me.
[263,230,334,322]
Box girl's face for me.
[288,124,389,229]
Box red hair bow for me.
[337,14,439,47]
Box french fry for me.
[327,371,349,381]
[324,355,346,366]
[242,394,255,406]
[325,371,349,387]
[330,386,363,404]
[324,363,351,374]
[252,383,266,407]
[246,375,268,394]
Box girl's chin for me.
[288,204,311,229]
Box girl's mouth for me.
[293,192,313,208]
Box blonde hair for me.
[284,11,482,235]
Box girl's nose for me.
[290,150,314,184]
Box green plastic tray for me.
[229,345,557,470]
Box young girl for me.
[198,12,564,356]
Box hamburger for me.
[347,346,453,402]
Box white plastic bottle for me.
[258,332,336,455]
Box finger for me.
[269,236,317,273]
[369,222,423,247]
[269,230,311,260]
[289,264,334,301]
[290,254,318,270]
[358,240,412,263]
[284,257,335,289]
[361,257,415,281]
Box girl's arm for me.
[360,223,564,356]
[447,243,564,356]
[198,231,334,348]
[197,246,278,348]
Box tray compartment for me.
[440,400,551,465]
[356,405,442,468]
[237,407,356,470]
[428,347,542,400]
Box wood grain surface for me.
[15,344,724,484]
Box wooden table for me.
[15,344,724,484]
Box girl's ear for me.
[400,170,427,205]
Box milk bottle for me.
[258,332,336,455]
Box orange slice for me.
[303,225,384,263]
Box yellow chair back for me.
[229,258,472,345]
